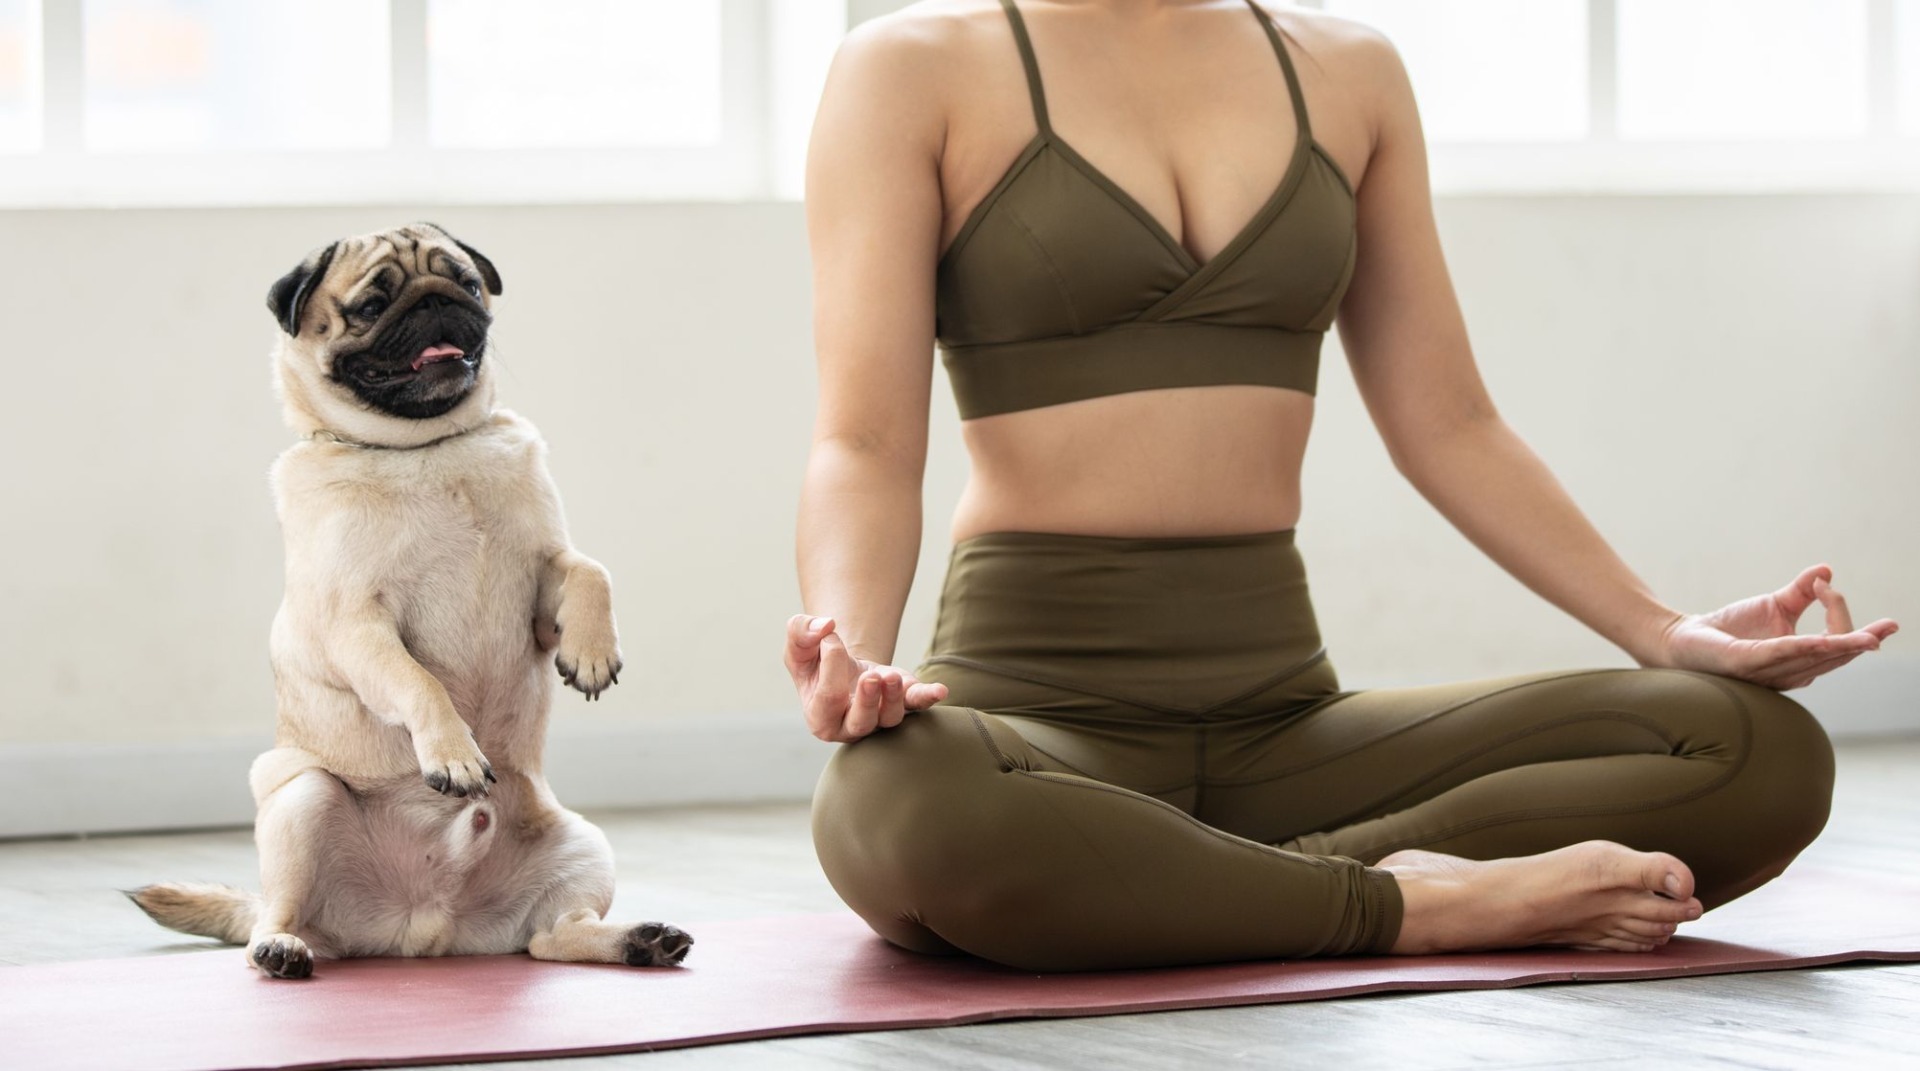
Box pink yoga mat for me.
[5,868,1917,1071]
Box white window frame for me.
[1304,0,1920,194]
[1,0,839,208]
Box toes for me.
[556,649,621,699]
[250,936,314,979]
[622,922,694,967]
[1613,917,1680,940]
[423,763,491,799]
[1608,889,1700,925]
[1639,851,1694,901]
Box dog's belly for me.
[306,779,611,958]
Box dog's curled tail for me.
[126,883,257,945]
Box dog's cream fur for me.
[133,225,688,977]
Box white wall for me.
[0,193,1914,836]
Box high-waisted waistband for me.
[919,529,1340,722]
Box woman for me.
[783,0,1896,971]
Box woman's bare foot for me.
[1380,840,1703,955]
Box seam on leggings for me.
[979,713,1198,800]
[1214,703,1680,791]
[1014,768,1343,874]
[1358,673,1756,858]
[965,710,1018,772]
[1214,669,1626,782]
[1192,648,1332,717]
[1277,708,1684,833]
[1193,728,1209,815]
[1016,737,1096,779]
[923,647,1328,721]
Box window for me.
[1616,0,1868,140]
[1899,0,1920,136]
[426,0,720,150]
[1321,0,1588,142]
[84,0,389,152]
[1308,0,1920,192]
[0,0,842,206]
[0,0,38,152]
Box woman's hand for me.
[784,615,949,743]
[1648,565,1898,690]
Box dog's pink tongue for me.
[412,344,465,371]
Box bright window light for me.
[1617,0,1868,140]
[427,0,721,150]
[0,0,40,152]
[83,0,389,152]
[1323,0,1588,142]
[1899,0,1920,136]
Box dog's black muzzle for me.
[333,294,492,420]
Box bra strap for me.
[998,0,1053,136]
[1245,0,1311,140]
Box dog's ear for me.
[417,222,503,296]
[267,241,339,337]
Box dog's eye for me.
[461,278,483,298]
[355,297,388,320]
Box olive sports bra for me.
[935,0,1358,420]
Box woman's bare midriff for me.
[949,384,1316,542]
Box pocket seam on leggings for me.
[969,712,1196,799]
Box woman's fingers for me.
[903,680,949,710]
[844,671,884,739]
[782,614,834,682]
[876,671,908,729]
[1771,564,1832,625]
[802,631,859,741]
[1812,576,1854,635]
[1774,650,1867,690]
[1732,630,1878,673]
[790,627,951,741]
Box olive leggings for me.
[811,530,1835,971]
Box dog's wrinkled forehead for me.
[334,225,475,290]
[268,222,503,338]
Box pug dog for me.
[130,223,691,978]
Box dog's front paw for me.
[622,922,693,967]
[555,620,622,701]
[249,934,314,979]
[415,727,495,798]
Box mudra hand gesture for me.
[1650,565,1897,690]
[784,615,949,743]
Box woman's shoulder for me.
[1251,3,1418,135]
[816,2,1030,156]
[831,1,1016,85]
[1253,2,1399,61]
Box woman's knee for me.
[811,706,1026,910]
[1719,678,1835,856]
[1613,671,1833,898]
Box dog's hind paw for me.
[622,922,693,967]
[249,934,314,979]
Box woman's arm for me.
[786,19,951,742]
[1331,31,1895,688]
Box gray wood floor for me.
[4,737,1917,1070]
